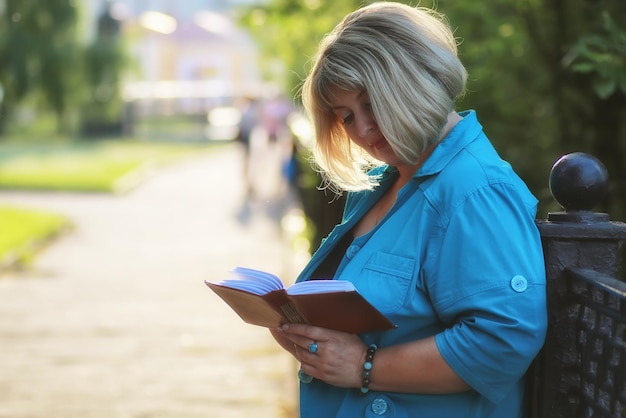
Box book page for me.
[286,280,356,295]
[206,269,395,333]
[211,267,285,295]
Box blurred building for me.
[83,0,267,139]
[85,0,264,104]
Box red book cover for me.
[205,267,395,334]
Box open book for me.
[205,267,395,334]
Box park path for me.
[0,142,305,418]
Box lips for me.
[371,139,387,150]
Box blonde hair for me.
[301,2,467,193]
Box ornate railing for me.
[529,152,626,418]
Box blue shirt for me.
[295,111,548,418]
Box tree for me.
[236,0,367,95]
[80,3,129,137]
[520,0,626,217]
[451,0,626,217]
[0,0,81,135]
[237,0,626,231]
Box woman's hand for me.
[269,327,298,357]
[271,324,471,394]
[275,323,367,388]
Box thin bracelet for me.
[359,344,378,396]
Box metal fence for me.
[529,152,626,418]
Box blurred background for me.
[0,0,624,417]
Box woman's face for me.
[328,86,401,165]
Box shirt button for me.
[371,398,388,415]
[346,244,360,259]
[511,275,528,292]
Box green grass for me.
[0,139,222,193]
[0,138,226,272]
[0,205,70,269]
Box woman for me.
[271,2,547,417]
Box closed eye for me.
[341,113,354,125]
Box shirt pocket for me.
[354,252,415,314]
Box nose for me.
[357,114,376,139]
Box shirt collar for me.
[378,110,483,180]
[414,109,482,178]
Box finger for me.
[281,323,329,341]
[278,331,315,351]
[282,324,336,349]
[295,345,317,363]
[299,339,324,357]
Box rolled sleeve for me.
[428,182,547,403]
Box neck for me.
[396,111,462,182]
[439,111,463,140]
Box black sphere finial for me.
[549,152,609,212]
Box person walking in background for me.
[236,96,260,199]
[261,92,292,144]
[270,2,547,417]
[235,93,296,225]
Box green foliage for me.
[83,40,125,119]
[0,205,69,270]
[435,0,560,210]
[80,8,130,135]
[0,1,130,137]
[0,0,81,134]
[235,0,368,96]
[238,0,626,222]
[566,12,626,99]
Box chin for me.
[377,151,402,166]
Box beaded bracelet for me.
[359,344,378,396]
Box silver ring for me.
[308,342,318,353]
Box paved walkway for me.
[0,143,306,418]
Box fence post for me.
[529,152,626,417]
